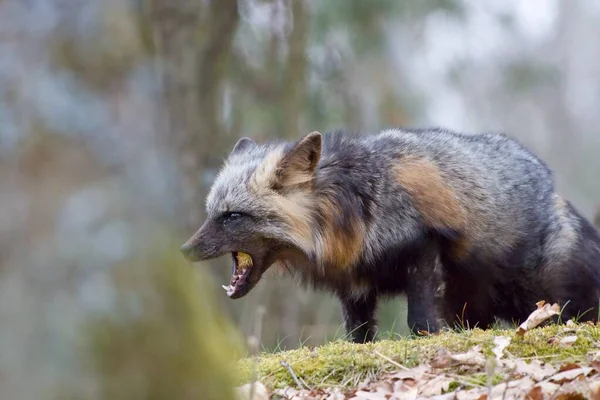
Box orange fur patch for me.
[394,156,467,231]
[248,147,319,256]
[394,156,471,259]
[269,191,315,255]
[316,195,365,269]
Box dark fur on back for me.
[181,127,600,342]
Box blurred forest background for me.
[2,0,600,398]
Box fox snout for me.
[179,240,198,261]
[180,222,222,262]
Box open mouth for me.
[221,251,254,298]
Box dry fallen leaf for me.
[392,378,419,396]
[517,301,561,336]
[453,389,487,400]
[589,381,600,400]
[387,364,429,381]
[591,360,600,373]
[534,381,562,397]
[429,394,456,400]
[350,389,389,400]
[236,381,270,400]
[431,346,486,368]
[392,382,418,400]
[560,321,578,334]
[552,394,581,400]
[559,335,578,347]
[356,377,371,391]
[489,377,535,398]
[553,379,596,400]
[325,389,346,400]
[418,374,454,397]
[525,386,544,400]
[492,336,511,359]
[274,387,322,400]
[430,348,453,368]
[450,346,487,367]
[589,351,600,362]
[558,363,582,373]
[548,367,595,384]
[370,381,393,394]
[548,336,560,345]
[512,359,558,381]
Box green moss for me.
[237,323,600,389]
[446,380,462,392]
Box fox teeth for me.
[222,284,235,293]
[223,265,250,296]
[222,284,237,296]
[222,284,231,291]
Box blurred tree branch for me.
[147,0,239,231]
[281,0,308,139]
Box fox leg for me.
[437,261,495,330]
[406,252,443,335]
[340,291,378,343]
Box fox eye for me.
[223,212,243,224]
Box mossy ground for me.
[236,323,600,390]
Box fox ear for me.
[231,137,256,155]
[274,131,322,189]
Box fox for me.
[180,128,600,343]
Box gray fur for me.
[182,127,600,342]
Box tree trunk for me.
[147,0,239,232]
[281,0,308,139]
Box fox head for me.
[180,131,322,298]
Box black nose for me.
[180,243,193,259]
